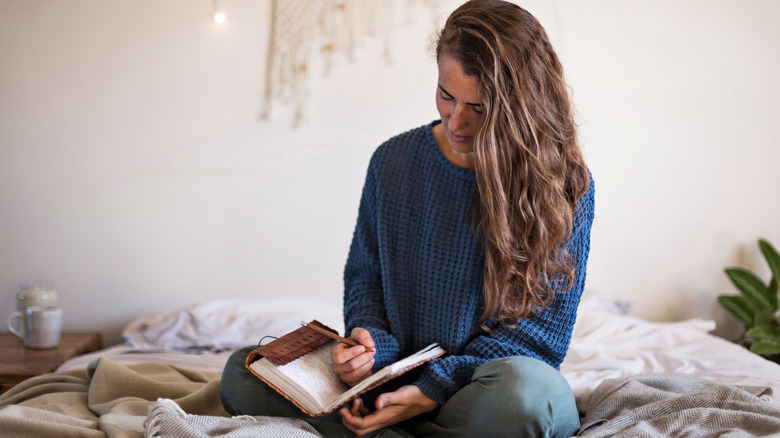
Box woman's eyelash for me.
[439,91,453,101]
[439,89,484,114]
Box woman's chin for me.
[446,134,474,153]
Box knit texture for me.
[343,121,595,405]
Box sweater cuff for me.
[413,370,452,406]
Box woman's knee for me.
[220,346,266,416]
[476,356,574,402]
[457,356,579,437]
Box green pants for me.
[220,346,580,437]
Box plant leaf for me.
[750,340,780,355]
[759,239,780,309]
[769,277,779,310]
[725,268,772,311]
[717,295,754,326]
[760,239,780,281]
[747,325,780,342]
[753,310,774,327]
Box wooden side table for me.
[0,332,102,394]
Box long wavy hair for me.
[436,0,590,329]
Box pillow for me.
[576,292,631,316]
[122,298,344,351]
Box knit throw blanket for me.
[145,398,321,438]
[577,373,780,437]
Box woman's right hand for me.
[331,327,376,386]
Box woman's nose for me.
[448,104,469,132]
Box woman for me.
[221,1,594,437]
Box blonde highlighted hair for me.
[436,0,590,329]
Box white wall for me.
[1,0,778,346]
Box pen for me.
[300,321,374,352]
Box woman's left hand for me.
[339,385,440,436]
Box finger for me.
[340,410,364,436]
[331,343,367,365]
[350,398,362,415]
[342,409,392,436]
[332,347,373,373]
[350,328,376,350]
[332,350,373,374]
[341,411,373,436]
[339,357,375,386]
[374,387,407,410]
[339,405,354,421]
[330,342,350,364]
[349,398,371,416]
[375,394,388,410]
[340,403,371,436]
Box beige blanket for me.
[0,357,228,438]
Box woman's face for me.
[435,54,484,156]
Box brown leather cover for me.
[246,320,336,366]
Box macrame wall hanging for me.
[261,0,452,126]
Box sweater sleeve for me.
[414,180,595,404]
[342,154,402,367]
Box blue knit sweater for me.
[343,121,595,405]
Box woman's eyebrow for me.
[438,85,482,108]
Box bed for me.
[2,294,780,437]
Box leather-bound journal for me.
[244,320,445,417]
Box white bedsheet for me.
[561,301,780,409]
[121,298,344,352]
[59,298,343,373]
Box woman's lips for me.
[448,130,471,143]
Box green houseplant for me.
[718,238,780,364]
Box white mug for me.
[7,306,62,349]
[10,284,59,338]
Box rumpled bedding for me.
[121,299,343,352]
[5,296,780,437]
[0,357,228,438]
[577,374,780,437]
[561,299,780,411]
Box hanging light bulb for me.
[212,0,226,24]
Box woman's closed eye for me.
[439,89,454,102]
[439,90,484,115]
